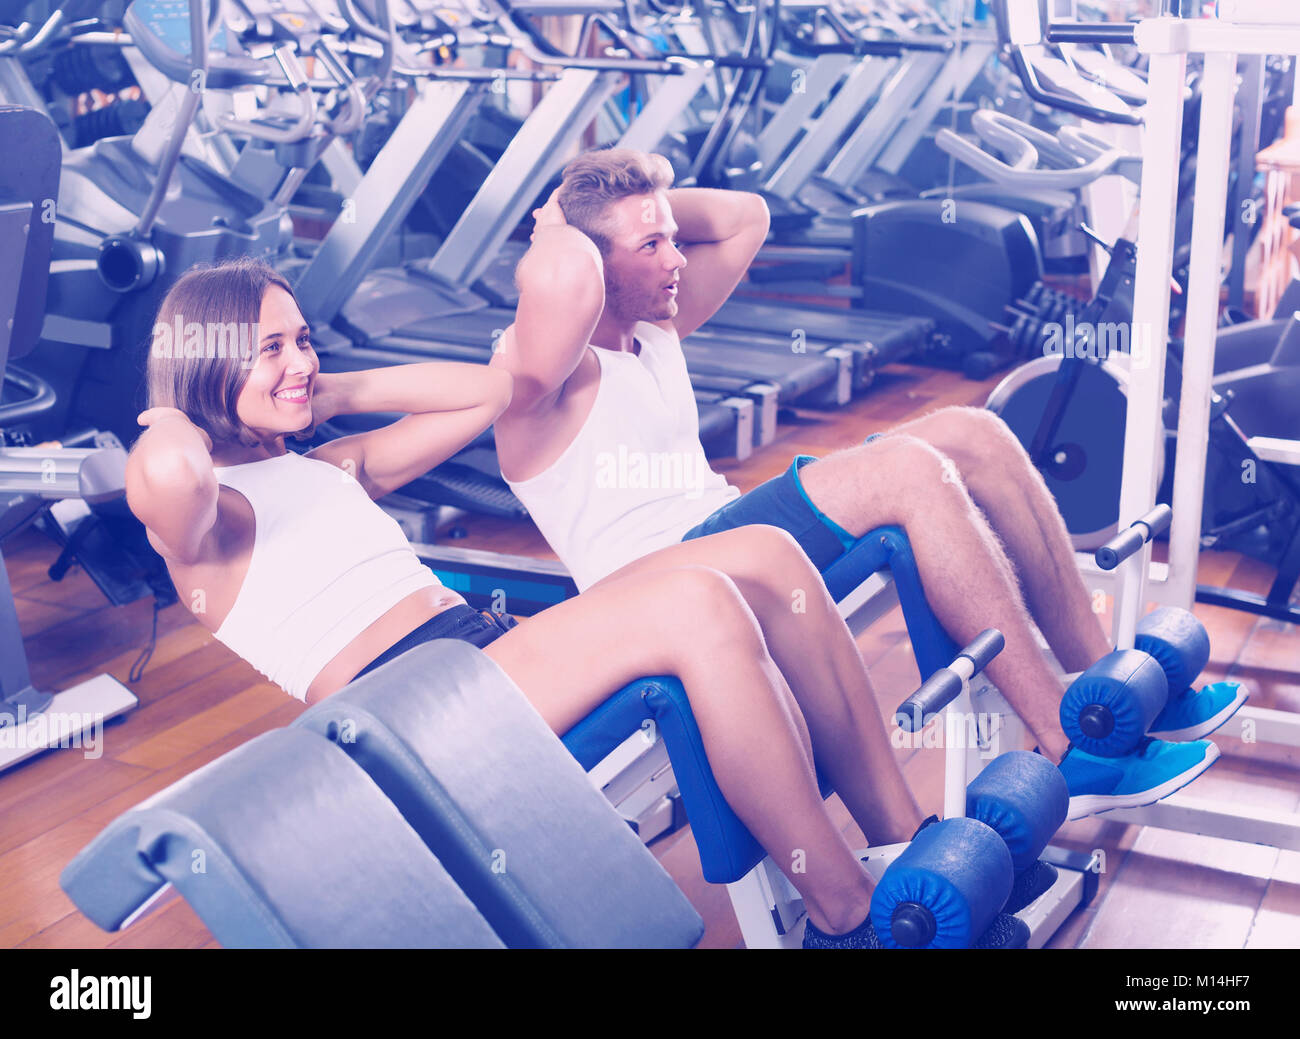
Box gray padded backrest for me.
[61,728,504,948]
[294,639,703,949]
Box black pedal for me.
[41,498,177,609]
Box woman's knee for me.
[656,565,765,654]
[735,524,814,579]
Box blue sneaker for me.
[1149,680,1249,741]
[1057,737,1220,821]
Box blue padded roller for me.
[870,817,1013,949]
[1135,606,1211,697]
[966,751,1069,873]
[60,729,504,948]
[1059,649,1169,757]
[294,640,703,948]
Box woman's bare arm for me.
[125,409,218,564]
[305,362,514,499]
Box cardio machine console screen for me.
[123,0,267,86]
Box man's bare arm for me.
[492,223,605,415]
[662,188,770,339]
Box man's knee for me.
[807,434,962,523]
[859,434,952,486]
[925,406,1024,466]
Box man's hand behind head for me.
[531,188,568,242]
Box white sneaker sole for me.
[1066,742,1221,822]
[1148,684,1249,742]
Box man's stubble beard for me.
[606,268,674,323]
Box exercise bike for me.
[1,103,176,773]
[941,70,1300,624]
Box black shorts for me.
[354,605,519,681]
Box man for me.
[490,148,1245,819]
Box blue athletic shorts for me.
[681,433,885,571]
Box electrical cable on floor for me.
[129,598,162,683]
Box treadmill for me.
[585,0,940,385]
[649,2,1031,374]
[284,0,766,457]
[306,0,865,425]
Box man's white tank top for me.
[504,321,739,591]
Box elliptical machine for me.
[8,0,291,448]
[1,103,144,772]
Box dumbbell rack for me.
[1100,1,1300,852]
[1001,280,1090,362]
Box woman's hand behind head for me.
[138,407,213,453]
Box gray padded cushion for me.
[60,728,504,948]
[293,639,703,949]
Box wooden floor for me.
[3,358,1298,950]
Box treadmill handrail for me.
[15,9,67,54]
[483,0,684,72]
[131,0,211,239]
[17,0,220,56]
[346,0,684,74]
[219,45,319,143]
[0,367,57,427]
[970,109,1087,171]
[1007,46,1141,126]
[1055,125,1142,182]
[935,111,1130,191]
[989,0,1141,125]
[782,33,952,57]
[0,23,35,56]
[311,37,369,134]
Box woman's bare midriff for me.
[302,584,466,702]
[157,483,468,705]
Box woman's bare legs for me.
[484,563,876,935]
[590,525,924,846]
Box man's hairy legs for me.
[798,406,1112,762]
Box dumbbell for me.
[1022,281,1051,307]
[1038,295,1072,327]
[1011,283,1060,315]
[1003,312,1045,357]
[870,752,1069,949]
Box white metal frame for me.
[1104,8,1300,848]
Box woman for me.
[126,257,1023,949]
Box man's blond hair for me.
[557,148,674,255]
